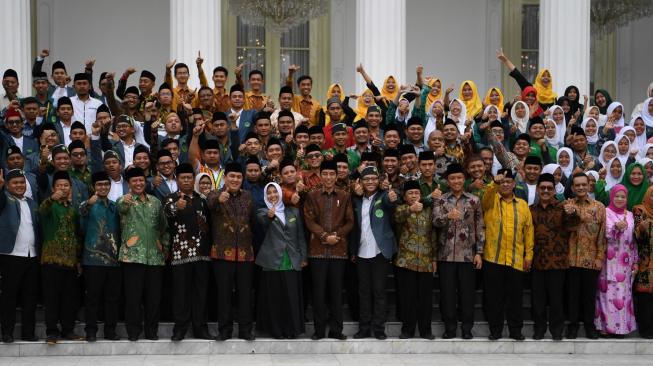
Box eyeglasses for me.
[71,152,86,158]
[539,186,554,191]
[6,120,22,125]
[306,153,322,159]
[362,177,378,182]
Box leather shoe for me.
[171,332,185,342]
[566,327,578,339]
[239,332,255,341]
[328,332,347,340]
[420,333,435,340]
[532,332,545,340]
[145,334,159,341]
[46,334,58,344]
[441,332,455,339]
[488,333,502,340]
[216,333,232,341]
[354,330,371,339]
[104,333,121,341]
[399,332,412,339]
[2,335,14,343]
[194,329,214,340]
[375,332,387,340]
[552,334,563,341]
[85,334,97,342]
[311,333,324,340]
[462,332,474,340]
[21,335,39,342]
[510,333,525,341]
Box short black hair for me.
[572,172,589,184]
[213,66,228,77]
[297,75,313,86]
[174,63,189,75]
[279,85,294,97]
[198,86,213,94]
[249,70,263,79]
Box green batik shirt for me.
[117,194,170,265]
[39,199,81,269]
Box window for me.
[280,22,310,84]
[236,17,266,84]
[520,4,539,83]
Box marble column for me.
[170,0,221,89]
[0,0,32,97]
[355,0,406,93]
[539,0,591,97]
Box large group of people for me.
[1,46,653,345]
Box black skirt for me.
[256,269,305,338]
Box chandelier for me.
[591,0,653,37]
[229,0,329,33]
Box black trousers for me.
[357,254,389,334]
[636,292,653,337]
[84,265,121,336]
[396,266,433,337]
[438,261,476,334]
[0,255,39,338]
[483,261,524,336]
[310,258,347,335]
[122,263,163,338]
[566,266,599,332]
[212,260,254,335]
[42,265,79,337]
[172,261,210,335]
[531,268,565,337]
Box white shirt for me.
[230,108,243,129]
[70,95,102,134]
[164,176,178,193]
[11,197,36,257]
[59,121,72,146]
[11,135,23,152]
[527,183,537,206]
[358,194,381,259]
[52,86,68,106]
[122,140,136,167]
[108,176,124,202]
[24,177,34,200]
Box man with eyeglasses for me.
[148,150,178,201]
[1,107,39,170]
[481,168,534,341]
[37,144,89,206]
[68,139,91,189]
[301,143,324,192]
[530,173,579,341]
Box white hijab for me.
[629,116,648,152]
[394,96,412,123]
[510,101,529,134]
[606,101,625,129]
[556,147,574,179]
[639,157,653,183]
[615,133,632,168]
[605,157,625,191]
[549,105,567,146]
[598,141,617,168]
[263,182,285,225]
[542,163,565,195]
[581,117,599,144]
[424,99,444,146]
[194,172,212,198]
[641,143,653,159]
[641,97,653,128]
[544,118,560,148]
[448,98,468,134]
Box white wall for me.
[406,0,501,97]
[36,0,170,88]
[331,0,358,97]
[616,13,653,115]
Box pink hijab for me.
[608,184,628,214]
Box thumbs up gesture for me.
[176,193,188,210]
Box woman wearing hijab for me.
[595,157,625,205]
[631,84,653,119]
[542,163,566,201]
[317,83,356,127]
[638,97,653,136]
[483,87,505,112]
[354,89,377,122]
[564,85,584,117]
[615,133,635,169]
[596,141,618,171]
[621,163,650,210]
[633,185,653,338]
[381,76,399,102]
[510,101,530,134]
[447,99,469,134]
[556,147,575,183]
[423,99,445,146]
[639,158,653,183]
[594,89,613,122]
[544,118,561,150]
[587,170,600,199]
[473,104,501,149]
[581,117,600,156]
[194,172,213,199]
[606,101,626,134]
[423,78,443,110]
[496,49,556,110]
[458,80,483,120]
[630,116,649,153]
[548,105,567,147]
[594,184,638,338]
[255,182,306,339]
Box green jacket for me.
[117,194,170,265]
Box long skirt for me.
[256,269,305,338]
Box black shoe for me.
[63,332,84,341]
[398,332,413,339]
[104,333,121,341]
[566,330,578,339]
[441,332,455,339]
[286,334,297,339]
[488,333,502,340]
[21,335,39,342]
[2,335,14,343]
[532,332,545,340]
[85,334,97,342]
[328,332,347,340]
[552,334,563,341]
[510,333,525,341]
[239,332,255,341]
[216,332,232,341]
[642,333,653,339]
[194,329,214,340]
[46,334,58,344]
[145,334,159,341]
[311,333,324,341]
[585,329,599,340]
[420,333,435,340]
[375,332,387,340]
[462,332,473,340]
[171,332,185,342]
[354,330,371,339]
[128,334,139,342]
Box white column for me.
[539,0,590,97]
[170,0,221,89]
[0,0,32,97]
[355,0,406,93]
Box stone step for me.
[1,337,652,357]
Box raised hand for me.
[166,59,177,70]
[39,49,50,58]
[176,194,188,210]
[85,58,96,69]
[196,51,204,66]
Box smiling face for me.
[515,103,526,118]
[266,185,280,204]
[617,137,629,155]
[450,100,462,116]
[558,151,570,167]
[537,181,555,202]
[610,159,623,179]
[630,166,644,186]
[584,119,597,136]
[462,83,473,100]
[613,190,627,209]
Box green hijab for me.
[620,163,650,210]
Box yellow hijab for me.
[355,89,376,121]
[323,83,345,126]
[426,78,443,110]
[483,87,504,110]
[458,80,483,118]
[534,69,557,104]
[381,76,399,102]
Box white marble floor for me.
[1,354,652,366]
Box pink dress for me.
[594,208,639,334]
